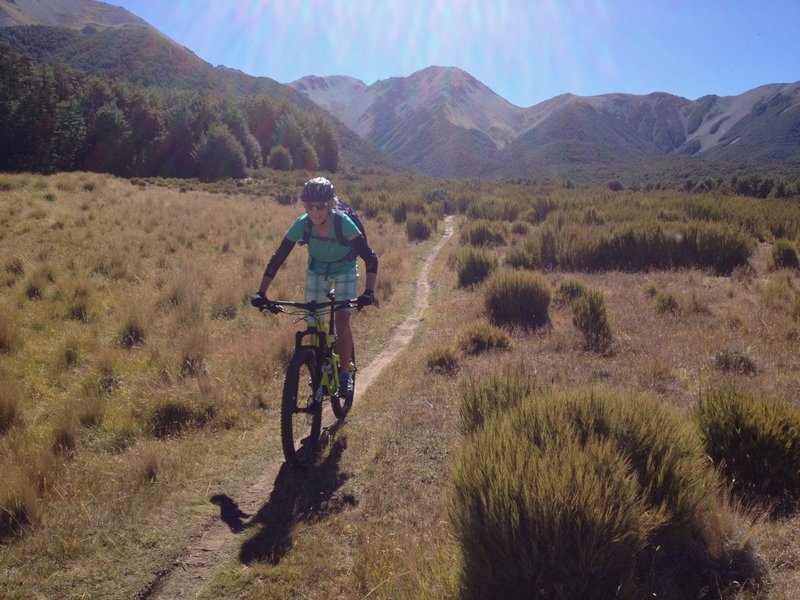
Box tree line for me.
[0,43,339,179]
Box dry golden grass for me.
[1,172,798,598]
[0,172,423,597]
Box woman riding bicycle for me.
[251,177,378,397]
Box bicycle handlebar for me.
[256,297,359,315]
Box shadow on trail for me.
[235,436,358,565]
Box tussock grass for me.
[0,307,23,353]
[456,320,510,355]
[0,381,22,435]
[653,290,681,314]
[713,348,758,375]
[425,344,460,374]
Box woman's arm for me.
[258,237,296,294]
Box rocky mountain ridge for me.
[291,68,800,177]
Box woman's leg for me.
[336,311,353,372]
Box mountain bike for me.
[256,290,359,468]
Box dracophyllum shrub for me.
[451,390,720,600]
[572,288,613,353]
[695,388,800,512]
[459,219,507,247]
[458,365,538,435]
[771,238,799,269]
[456,246,497,287]
[483,269,550,330]
[682,222,755,274]
[405,212,433,241]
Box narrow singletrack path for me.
[139,216,455,599]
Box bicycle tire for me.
[331,350,355,420]
[281,348,322,468]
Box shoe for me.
[337,372,353,397]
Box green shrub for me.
[425,345,459,375]
[554,277,588,305]
[504,240,538,270]
[653,291,680,315]
[452,432,649,599]
[456,246,497,287]
[459,219,506,247]
[484,269,550,330]
[458,366,537,435]
[643,282,659,297]
[451,389,728,599]
[456,320,511,356]
[572,289,613,352]
[406,213,432,241]
[771,239,799,269]
[695,388,800,512]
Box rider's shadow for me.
[237,437,358,565]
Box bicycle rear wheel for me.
[331,351,355,420]
[281,348,322,468]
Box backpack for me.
[299,199,368,257]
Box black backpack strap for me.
[333,210,348,246]
[298,217,313,246]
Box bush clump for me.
[456,246,497,287]
[458,366,538,435]
[425,345,460,375]
[484,269,550,330]
[450,389,747,599]
[148,398,213,438]
[771,239,799,269]
[456,320,510,356]
[713,348,757,375]
[572,288,613,352]
[653,291,680,315]
[695,388,800,512]
[406,213,432,241]
[459,219,507,247]
[554,277,588,305]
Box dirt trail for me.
[139,216,455,599]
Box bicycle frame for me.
[262,289,358,401]
[260,289,359,467]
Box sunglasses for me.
[304,203,328,212]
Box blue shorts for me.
[304,267,359,325]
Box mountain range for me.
[2,0,799,179]
[291,69,800,177]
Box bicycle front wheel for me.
[281,348,321,468]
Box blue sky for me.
[116,0,799,107]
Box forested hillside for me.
[0,25,390,178]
